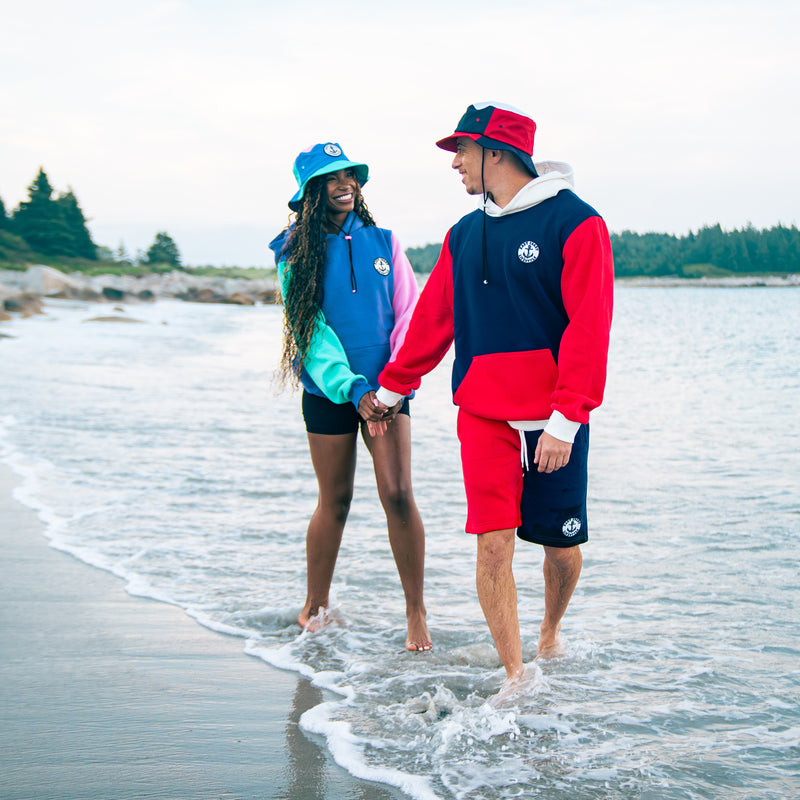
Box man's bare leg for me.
[476,528,523,680]
[298,431,357,630]
[538,544,582,657]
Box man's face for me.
[451,137,484,195]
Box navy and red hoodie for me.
[377,161,614,443]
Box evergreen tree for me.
[115,241,133,266]
[144,231,182,269]
[56,188,97,260]
[12,168,71,255]
[0,195,7,230]
[10,168,96,259]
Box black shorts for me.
[302,390,410,435]
[517,424,590,548]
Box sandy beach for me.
[0,463,404,800]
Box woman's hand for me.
[359,391,388,437]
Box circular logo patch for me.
[323,143,342,157]
[518,241,540,263]
[562,517,582,537]
[373,257,391,276]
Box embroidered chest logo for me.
[518,241,540,263]
[373,257,391,276]
[323,143,342,157]
[562,517,582,537]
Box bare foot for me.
[298,606,330,633]
[489,664,537,707]
[405,609,432,652]
[536,622,565,658]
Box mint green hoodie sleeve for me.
[278,260,371,407]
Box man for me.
[374,102,614,685]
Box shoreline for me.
[0,462,404,800]
[614,273,800,287]
[1,263,799,324]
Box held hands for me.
[534,431,572,473]
[358,391,403,437]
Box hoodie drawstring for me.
[345,233,357,293]
[481,148,489,285]
[329,217,358,293]
[519,429,530,472]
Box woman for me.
[269,142,431,652]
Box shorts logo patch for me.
[518,241,540,263]
[562,517,581,537]
[323,143,342,157]
[373,257,391,276]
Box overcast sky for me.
[1,0,797,266]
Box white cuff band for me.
[544,410,581,443]
[376,386,404,407]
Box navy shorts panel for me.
[302,390,410,436]
[517,424,589,548]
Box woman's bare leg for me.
[362,414,431,651]
[299,431,358,629]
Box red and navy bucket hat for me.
[436,102,538,176]
[288,142,369,211]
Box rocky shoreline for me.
[617,274,800,288]
[2,264,799,324]
[0,265,280,320]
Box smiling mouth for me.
[334,192,353,203]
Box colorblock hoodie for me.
[269,212,419,408]
[376,162,614,443]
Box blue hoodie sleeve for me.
[277,260,371,408]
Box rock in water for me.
[4,293,45,317]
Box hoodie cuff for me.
[544,410,581,443]
[376,386,404,407]
[348,379,371,410]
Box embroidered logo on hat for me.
[518,241,540,263]
[373,257,391,276]
[323,143,342,157]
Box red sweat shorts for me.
[456,408,589,546]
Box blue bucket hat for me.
[288,142,369,211]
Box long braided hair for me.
[276,173,376,387]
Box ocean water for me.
[1,286,798,800]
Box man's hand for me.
[534,431,572,473]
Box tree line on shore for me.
[0,168,182,272]
[406,223,800,277]
[3,169,798,278]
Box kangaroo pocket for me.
[346,342,391,384]
[453,349,558,420]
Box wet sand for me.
[0,464,404,800]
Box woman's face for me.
[324,168,358,225]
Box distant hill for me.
[406,224,800,278]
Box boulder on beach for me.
[4,293,45,317]
[101,286,128,302]
[175,286,226,303]
[226,291,255,306]
[258,288,279,304]
[82,315,146,324]
[19,265,78,296]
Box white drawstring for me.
[519,429,529,472]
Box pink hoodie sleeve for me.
[389,233,420,358]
